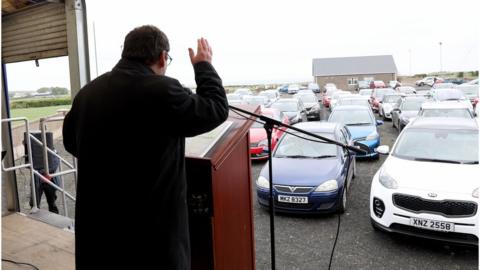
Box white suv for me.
[370,117,479,245]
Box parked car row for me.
[252,78,479,246]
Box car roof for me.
[409,117,478,130]
[276,98,298,103]
[332,105,371,111]
[402,96,427,101]
[291,121,341,133]
[421,101,471,109]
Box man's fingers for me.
[205,39,212,55]
[188,48,194,61]
[197,38,204,53]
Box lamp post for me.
[408,49,412,76]
[439,42,443,72]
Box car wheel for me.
[337,187,347,213]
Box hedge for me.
[10,97,72,109]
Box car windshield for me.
[383,95,402,103]
[325,89,337,96]
[329,109,374,125]
[458,86,479,96]
[419,109,472,118]
[271,101,298,112]
[297,95,317,103]
[433,83,456,89]
[373,89,394,99]
[227,94,242,101]
[393,129,478,163]
[260,92,276,99]
[434,90,465,101]
[358,81,369,87]
[402,100,425,111]
[359,90,372,96]
[398,87,415,94]
[243,96,266,105]
[274,133,337,158]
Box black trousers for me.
[30,174,59,214]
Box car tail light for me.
[373,197,385,218]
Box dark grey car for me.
[270,98,308,124]
[391,96,427,131]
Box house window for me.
[347,77,358,85]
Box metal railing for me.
[1,116,76,217]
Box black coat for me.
[63,59,228,269]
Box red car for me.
[322,88,337,108]
[249,108,290,160]
[370,80,386,89]
[369,88,395,112]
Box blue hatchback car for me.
[328,105,383,159]
[256,122,356,214]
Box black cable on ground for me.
[2,259,40,270]
[328,213,341,270]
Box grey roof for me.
[312,55,398,76]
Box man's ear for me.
[158,51,167,69]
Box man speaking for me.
[63,25,228,269]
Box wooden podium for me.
[185,106,258,270]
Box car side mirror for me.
[375,145,390,155]
[376,120,384,126]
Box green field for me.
[9,105,71,127]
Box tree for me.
[50,87,69,95]
[37,87,51,93]
[457,72,464,78]
[36,86,69,95]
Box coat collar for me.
[112,58,155,76]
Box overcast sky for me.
[5,0,479,92]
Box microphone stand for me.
[228,105,367,270]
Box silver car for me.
[391,96,427,131]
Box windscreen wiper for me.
[413,157,461,164]
[346,123,371,126]
[282,155,314,159]
[312,155,337,159]
[461,161,479,164]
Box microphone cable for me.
[229,106,353,270]
[2,259,40,270]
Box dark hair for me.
[121,25,170,65]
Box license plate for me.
[277,195,308,204]
[410,217,455,232]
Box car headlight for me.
[473,188,479,198]
[258,139,268,148]
[315,180,338,192]
[256,176,270,189]
[400,116,410,123]
[310,104,320,112]
[379,168,398,189]
[365,131,379,140]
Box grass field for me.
[9,105,71,127]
